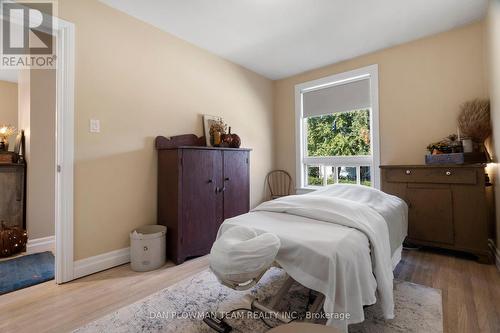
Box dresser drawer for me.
[384,167,477,184]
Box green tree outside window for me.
[307,110,370,157]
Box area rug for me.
[0,251,54,295]
[75,268,443,333]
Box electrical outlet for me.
[89,119,100,133]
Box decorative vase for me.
[221,127,234,146]
[0,139,7,152]
[462,139,473,153]
[213,131,222,146]
[230,133,241,148]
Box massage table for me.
[207,184,408,333]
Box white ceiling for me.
[99,0,488,80]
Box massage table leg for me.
[307,294,325,320]
[268,275,295,309]
[242,276,295,325]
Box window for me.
[295,65,380,190]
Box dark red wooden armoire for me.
[156,134,251,264]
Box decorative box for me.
[425,152,488,165]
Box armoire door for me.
[182,149,221,255]
[222,151,250,220]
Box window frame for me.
[295,64,380,192]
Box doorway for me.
[0,10,75,288]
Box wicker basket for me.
[0,222,28,257]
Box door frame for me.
[53,18,75,283]
[6,5,76,283]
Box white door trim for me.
[4,4,76,283]
[54,18,75,283]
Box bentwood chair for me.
[266,170,293,199]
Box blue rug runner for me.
[0,251,54,295]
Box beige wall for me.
[54,1,492,261]
[274,22,488,185]
[0,80,18,149]
[488,0,500,245]
[17,69,57,240]
[28,69,56,239]
[58,0,274,260]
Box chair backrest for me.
[266,170,292,199]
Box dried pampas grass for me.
[457,99,491,143]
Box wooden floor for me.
[0,249,498,333]
[394,249,500,333]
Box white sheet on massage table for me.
[218,210,403,331]
[307,185,408,255]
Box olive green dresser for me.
[380,164,494,263]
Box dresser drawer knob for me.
[445,171,452,176]
[405,170,411,175]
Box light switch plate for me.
[89,119,100,133]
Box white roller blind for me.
[303,78,371,117]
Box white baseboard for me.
[73,247,130,279]
[27,236,55,254]
[488,239,500,272]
